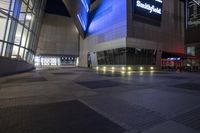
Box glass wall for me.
[97,47,157,65]
[0,0,46,64]
[187,0,200,27]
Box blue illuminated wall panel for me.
[87,0,127,43]
[63,0,91,37]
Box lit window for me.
[187,47,195,56]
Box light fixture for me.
[127,71,132,75]
[121,71,125,74]
[140,67,143,71]
[128,67,132,71]
[77,14,86,31]
[150,67,154,70]
[122,67,125,71]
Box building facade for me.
[64,0,185,69]
[35,0,80,67]
[36,13,79,67]
[0,0,46,76]
[185,0,200,69]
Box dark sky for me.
[45,0,70,17]
[45,0,96,17]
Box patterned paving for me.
[77,80,126,89]
[96,72,128,77]
[1,68,200,133]
[173,83,200,91]
[2,77,47,84]
[81,96,166,132]
[173,107,200,130]
[155,76,189,80]
[0,100,125,133]
[52,72,76,75]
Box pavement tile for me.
[0,100,125,133]
[143,121,199,133]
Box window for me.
[187,46,195,56]
[0,0,11,13]
[21,28,28,47]
[97,48,157,65]
[0,41,3,55]
[4,17,12,41]
[15,23,23,45]
[11,0,22,19]
[0,13,7,40]
[25,12,32,27]
[19,47,24,59]
[23,49,28,60]
[0,0,46,63]
[11,45,19,59]
[29,0,34,9]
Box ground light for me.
[122,67,126,71]
[127,71,132,76]
[96,66,99,70]
[103,66,106,71]
[128,67,132,71]
[111,67,115,73]
[140,67,144,71]
[111,67,115,70]
[150,66,154,70]
[121,71,126,75]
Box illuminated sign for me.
[187,0,200,27]
[136,0,161,14]
[167,58,181,61]
[133,0,163,22]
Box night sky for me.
[45,0,70,17]
[45,0,96,17]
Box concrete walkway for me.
[0,67,200,133]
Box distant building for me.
[185,0,200,69]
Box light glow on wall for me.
[155,0,162,3]
[81,0,89,12]
[77,14,86,31]
[88,0,126,36]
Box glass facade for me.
[97,48,157,65]
[187,0,200,27]
[0,0,46,64]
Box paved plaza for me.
[0,67,200,133]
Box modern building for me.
[64,0,185,70]
[0,0,46,76]
[185,0,200,69]
[35,0,79,67]
[0,0,192,75]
